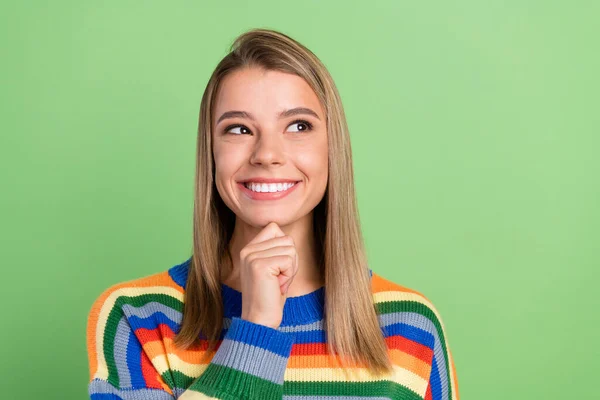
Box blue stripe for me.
[126,329,146,387]
[281,322,434,351]
[167,257,191,288]
[225,317,295,357]
[383,322,435,349]
[128,313,181,334]
[429,354,442,400]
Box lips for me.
[238,178,300,184]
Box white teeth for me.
[244,182,297,193]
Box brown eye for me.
[225,125,251,135]
[287,119,313,133]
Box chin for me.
[240,212,296,228]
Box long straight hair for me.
[174,28,393,376]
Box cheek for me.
[213,144,244,178]
[212,147,236,197]
[296,145,328,182]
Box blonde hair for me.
[174,28,393,376]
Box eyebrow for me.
[216,107,321,125]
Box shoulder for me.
[86,258,190,378]
[87,259,187,322]
[371,271,446,321]
[370,271,459,399]
[370,271,451,348]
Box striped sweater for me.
[86,258,459,399]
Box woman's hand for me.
[239,221,299,329]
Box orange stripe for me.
[286,349,430,379]
[451,351,459,399]
[371,273,424,296]
[143,337,218,365]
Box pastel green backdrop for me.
[1,1,598,399]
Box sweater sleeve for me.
[88,279,295,400]
[86,290,177,399]
[179,317,296,400]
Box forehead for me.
[213,67,324,120]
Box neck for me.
[220,212,324,297]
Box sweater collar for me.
[169,257,372,326]
[220,280,325,326]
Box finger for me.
[244,236,295,254]
[256,254,295,289]
[287,253,299,295]
[247,222,285,245]
[281,253,298,294]
[280,259,297,296]
[247,245,296,261]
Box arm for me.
[179,317,295,400]
[86,289,177,399]
[87,288,295,400]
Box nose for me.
[249,130,285,166]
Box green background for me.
[2,1,598,399]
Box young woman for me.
[87,28,459,400]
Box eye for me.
[287,119,313,133]
[224,124,251,135]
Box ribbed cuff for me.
[225,317,296,357]
[184,317,296,399]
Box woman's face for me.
[212,66,328,228]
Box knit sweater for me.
[86,257,459,400]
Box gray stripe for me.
[114,316,132,387]
[89,378,174,399]
[432,337,450,400]
[210,338,290,385]
[122,302,182,325]
[278,319,323,332]
[223,317,320,332]
[172,387,186,398]
[379,312,449,400]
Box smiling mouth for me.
[238,181,301,200]
[242,181,300,193]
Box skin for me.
[212,66,328,312]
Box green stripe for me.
[377,300,452,400]
[187,363,282,400]
[167,369,195,390]
[167,369,423,399]
[284,380,422,399]
[104,293,183,387]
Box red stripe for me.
[140,348,163,389]
[291,342,329,356]
[385,336,433,363]
[136,325,433,365]
[424,381,433,400]
[136,324,222,351]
